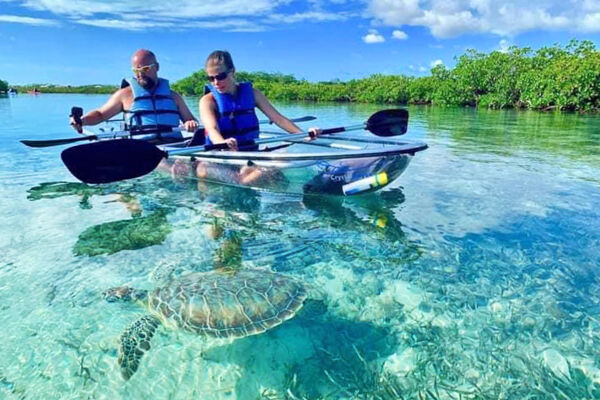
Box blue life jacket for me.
[205,82,259,150]
[126,78,181,142]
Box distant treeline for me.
[11,84,117,94]
[173,40,600,112]
[0,79,8,92]
[5,40,599,111]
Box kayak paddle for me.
[21,126,194,148]
[61,109,409,184]
[318,108,408,137]
[21,113,317,148]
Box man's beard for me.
[138,76,156,91]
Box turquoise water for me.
[1,94,600,399]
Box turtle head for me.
[103,286,147,303]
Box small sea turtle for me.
[104,269,307,379]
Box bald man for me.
[70,49,198,135]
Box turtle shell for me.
[148,269,306,338]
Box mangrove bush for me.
[171,40,600,112]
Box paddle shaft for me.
[320,123,366,135]
[259,131,361,150]
[21,127,188,148]
[164,123,369,157]
[281,133,407,146]
[21,116,317,148]
[166,108,408,156]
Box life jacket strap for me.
[129,109,180,116]
[219,124,260,137]
[219,109,256,118]
[133,94,173,101]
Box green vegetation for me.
[10,40,599,111]
[13,84,117,94]
[0,79,8,92]
[172,40,600,112]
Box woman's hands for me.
[220,137,238,151]
[183,120,199,132]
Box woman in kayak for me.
[197,50,319,184]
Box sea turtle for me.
[103,268,307,380]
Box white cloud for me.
[391,29,408,40]
[498,39,510,53]
[422,10,486,37]
[6,0,600,37]
[0,14,58,26]
[367,0,423,25]
[19,0,284,18]
[492,6,570,35]
[582,0,600,12]
[580,12,600,31]
[74,18,171,30]
[367,0,600,38]
[409,64,429,73]
[1,0,316,31]
[267,11,349,24]
[430,59,443,67]
[3,0,356,32]
[74,17,261,31]
[363,29,385,43]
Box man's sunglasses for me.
[207,70,230,82]
[132,63,157,74]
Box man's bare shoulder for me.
[115,86,133,99]
[96,86,133,113]
[170,90,184,101]
[115,86,133,107]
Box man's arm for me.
[70,88,127,133]
[171,91,199,132]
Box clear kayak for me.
[161,134,428,196]
[53,109,427,192]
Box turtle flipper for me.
[118,315,160,380]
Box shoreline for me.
[4,41,599,113]
[5,90,598,114]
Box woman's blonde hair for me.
[205,50,235,71]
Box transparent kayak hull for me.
[162,136,427,196]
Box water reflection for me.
[73,208,172,256]
[416,106,600,164]
[27,181,105,209]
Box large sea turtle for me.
[104,268,307,379]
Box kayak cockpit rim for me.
[163,140,428,162]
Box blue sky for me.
[1,0,599,85]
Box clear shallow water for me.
[1,94,600,399]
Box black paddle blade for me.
[61,139,166,184]
[21,135,96,148]
[366,109,409,136]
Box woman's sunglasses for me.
[207,70,230,82]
